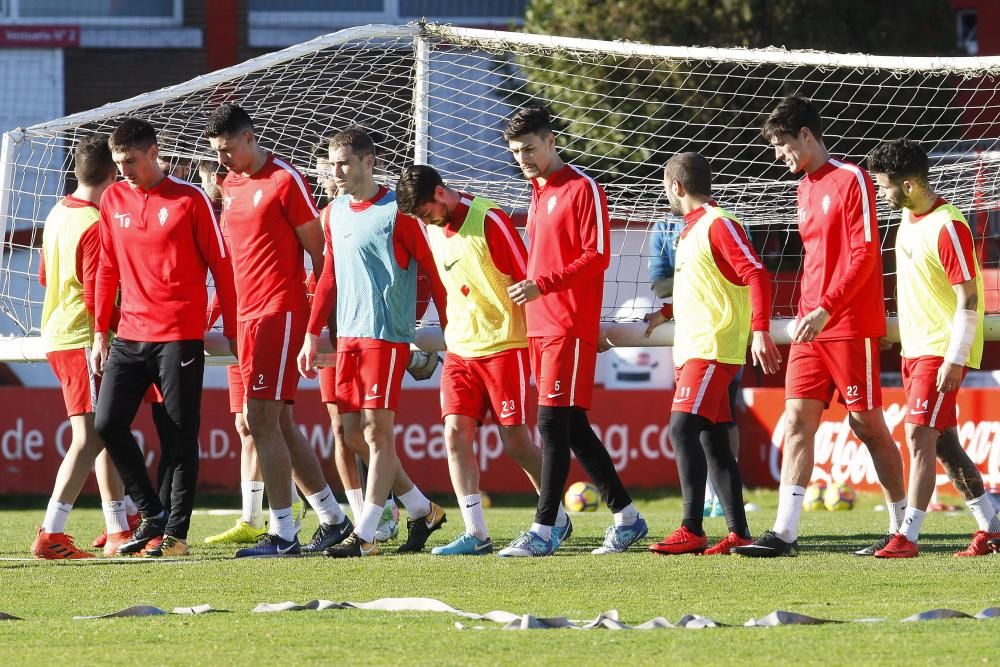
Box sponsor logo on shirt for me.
[253,189,263,208]
[547,195,557,214]
[158,207,168,226]
[114,212,131,228]
[822,194,831,215]
[444,258,461,271]
[223,194,234,210]
[797,207,806,224]
[900,244,913,260]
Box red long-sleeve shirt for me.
[525,164,610,345]
[797,158,886,340]
[95,175,237,341]
[307,186,448,338]
[441,194,528,282]
[659,202,772,330]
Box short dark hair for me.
[329,126,376,160]
[73,133,115,186]
[205,103,254,138]
[664,152,712,198]
[396,165,444,216]
[867,139,929,185]
[108,118,157,154]
[503,102,554,141]
[762,94,824,143]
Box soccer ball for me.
[803,481,828,512]
[564,481,600,512]
[823,482,856,511]
[480,491,492,509]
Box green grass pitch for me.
[0,490,996,666]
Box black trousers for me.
[535,406,632,526]
[95,339,204,539]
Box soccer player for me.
[30,134,140,559]
[498,103,647,557]
[299,127,449,558]
[91,118,238,557]
[205,103,352,557]
[643,152,781,555]
[732,95,907,558]
[312,149,400,541]
[867,139,1000,557]
[395,164,571,555]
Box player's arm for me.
[709,218,781,374]
[77,223,100,318]
[797,175,879,341]
[937,220,980,392]
[510,182,611,304]
[92,205,120,375]
[484,207,528,283]
[295,219,325,281]
[300,221,336,378]
[191,192,238,347]
[278,165,324,278]
[395,212,448,331]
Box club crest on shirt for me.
[547,195,557,214]
[158,207,168,226]
[821,194,831,215]
[253,189,263,207]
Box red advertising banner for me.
[0,25,80,47]
[1,387,998,496]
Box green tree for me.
[519,0,961,183]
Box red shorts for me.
[786,338,882,412]
[335,338,409,413]
[227,364,244,414]
[441,348,529,426]
[47,348,98,417]
[237,310,307,403]
[530,336,597,410]
[902,356,967,430]
[319,366,337,404]
[672,359,742,424]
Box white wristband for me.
[944,308,978,366]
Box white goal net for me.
[3,22,1000,358]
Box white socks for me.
[345,488,364,522]
[967,493,1000,533]
[397,486,431,519]
[459,494,489,540]
[900,507,926,542]
[773,485,806,542]
[556,503,569,528]
[356,502,384,543]
[613,503,639,526]
[530,522,553,540]
[306,486,346,525]
[269,506,296,541]
[42,499,72,534]
[887,498,908,533]
[123,495,138,516]
[102,499,129,534]
[241,481,265,527]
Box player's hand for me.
[792,307,830,343]
[877,336,893,351]
[936,361,964,393]
[751,331,782,375]
[597,336,613,353]
[508,279,541,305]
[297,333,319,379]
[227,337,238,360]
[643,310,668,337]
[90,331,109,377]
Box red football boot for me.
[32,528,95,560]
[704,532,753,555]
[648,526,708,555]
[874,533,919,558]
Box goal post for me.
[3,21,1000,362]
